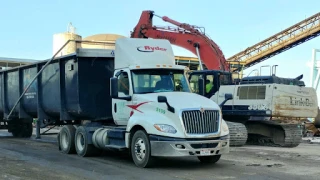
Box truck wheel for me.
[11,122,33,138]
[75,126,101,157]
[131,130,154,168]
[197,155,221,163]
[58,125,76,154]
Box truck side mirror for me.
[158,96,167,103]
[110,77,118,98]
[198,78,205,96]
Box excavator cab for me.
[188,70,233,98]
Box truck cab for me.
[105,38,230,167]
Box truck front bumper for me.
[149,134,229,157]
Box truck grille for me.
[181,110,220,134]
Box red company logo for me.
[137,46,167,52]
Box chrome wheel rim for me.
[76,133,85,151]
[61,131,69,149]
[134,138,146,161]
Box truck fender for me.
[125,118,152,148]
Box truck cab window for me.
[118,72,130,96]
[132,69,190,94]
[155,75,174,91]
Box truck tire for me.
[58,125,76,154]
[197,155,221,164]
[11,122,33,138]
[75,126,101,157]
[131,130,154,168]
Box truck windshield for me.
[131,69,190,94]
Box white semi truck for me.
[1,38,230,168]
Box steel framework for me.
[311,49,320,90]
[228,12,320,72]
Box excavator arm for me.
[130,10,230,71]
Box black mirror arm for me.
[165,102,175,113]
[158,96,175,113]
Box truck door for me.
[112,71,133,125]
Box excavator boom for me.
[131,10,230,71]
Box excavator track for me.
[226,121,248,146]
[246,122,302,147]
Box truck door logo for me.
[127,101,151,117]
[137,46,167,52]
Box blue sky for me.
[1,0,320,88]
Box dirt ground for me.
[0,130,320,180]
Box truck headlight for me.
[154,124,177,134]
[221,120,229,132]
[220,120,229,136]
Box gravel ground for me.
[0,129,320,180]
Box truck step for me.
[104,144,127,151]
[107,128,126,139]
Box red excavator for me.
[130,10,319,148]
[130,10,230,72]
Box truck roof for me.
[114,38,176,70]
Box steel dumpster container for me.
[0,48,115,128]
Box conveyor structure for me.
[228,12,320,72]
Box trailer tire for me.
[131,130,154,168]
[11,122,33,138]
[75,126,101,157]
[59,125,76,154]
[197,155,221,164]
